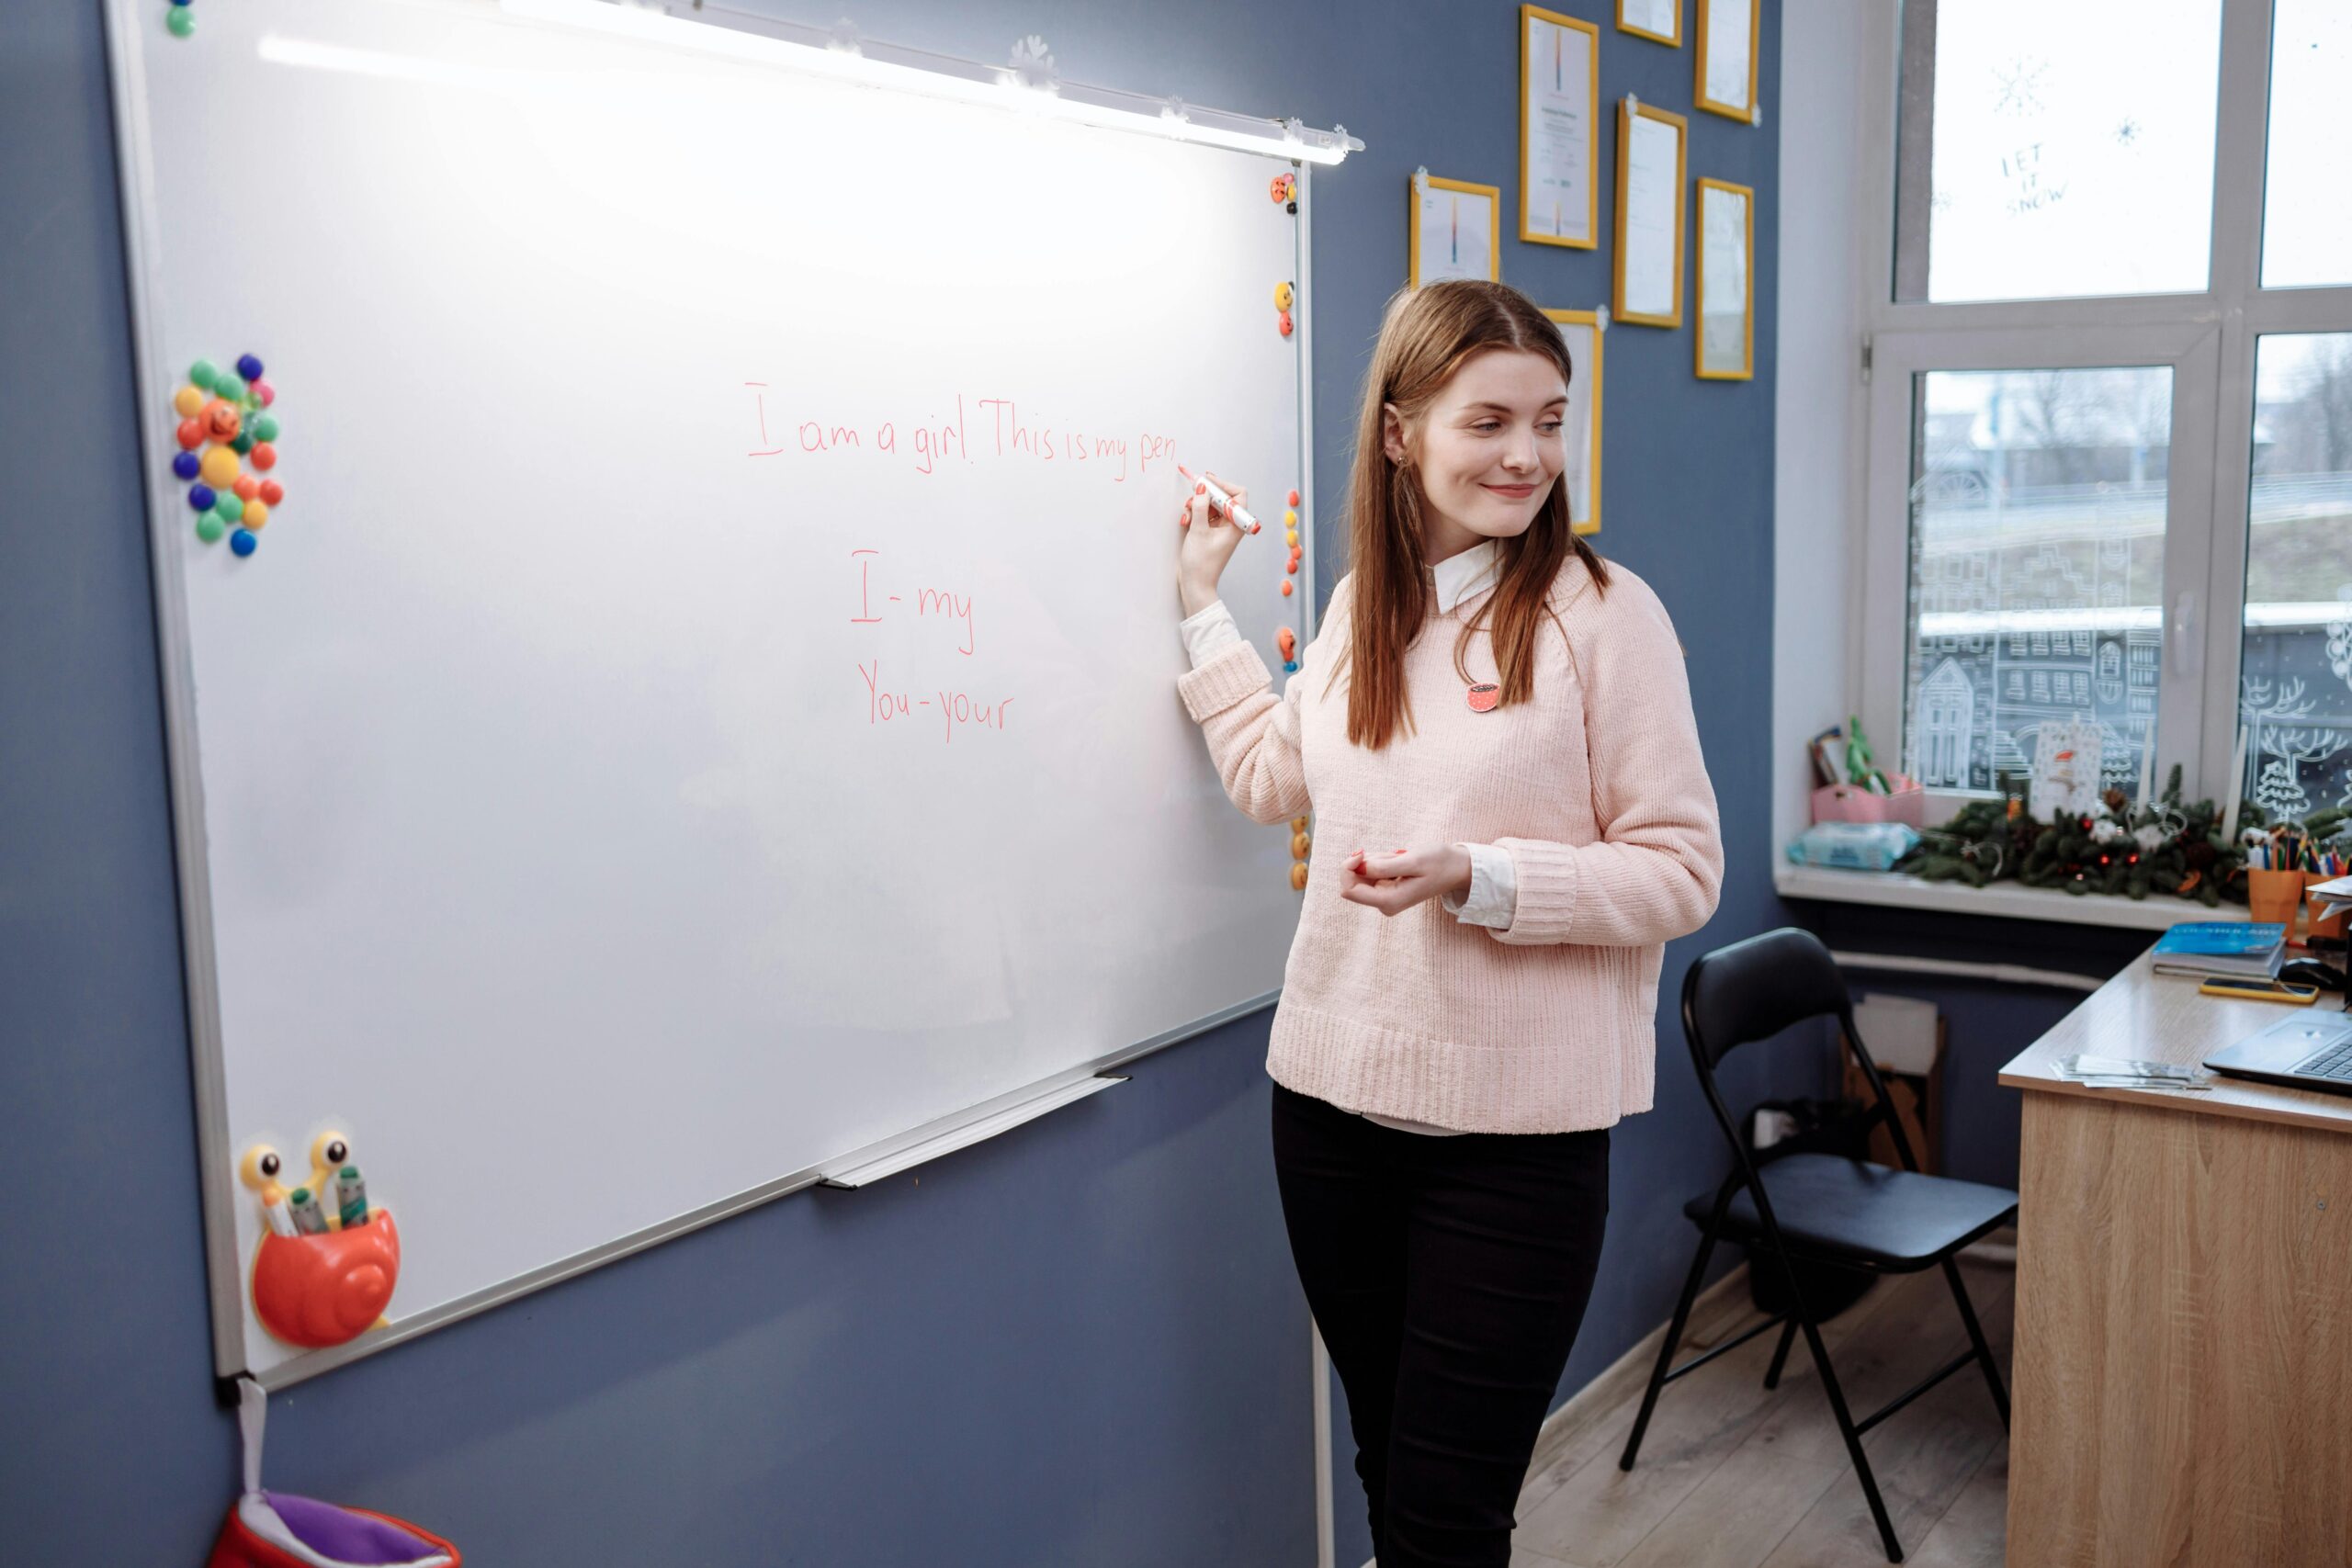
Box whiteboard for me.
[107,0,1315,1382]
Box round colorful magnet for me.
[1293,832,1312,859]
[187,483,216,512]
[251,441,277,470]
[199,446,240,487]
[230,527,257,557]
[1283,660,1299,673]
[233,475,260,502]
[252,413,279,443]
[1280,580,1293,597]
[258,479,284,505]
[175,418,203,451]
[243,500,269,529]
[202,400,241,442]
[1286,490,1300,507]
[172,451,200,481]
[236,354,265,381]
[1290,862,1308,891]
[252,378,276,407]
[195,513,225,545]
[1277,310,1294,338]
[188,358,218,389]
[215,492,243,523]
[172,385,203,418]
[1272,281,1294,310]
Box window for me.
[1862,3,2352,827]
[1895,0,2223,304]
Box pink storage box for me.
[1811,775,1925,828]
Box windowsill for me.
[1774,863,2248,931]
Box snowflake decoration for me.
[2115,118,2140,145]
[1992,56,2047,118]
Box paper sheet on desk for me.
[2056,1054,2215,1091]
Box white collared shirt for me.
[1179,544,1520,1139]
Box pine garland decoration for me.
[1893,764,2244,905]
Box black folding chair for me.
[1618,928,2017,1563]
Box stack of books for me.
[2150,921,2288,980]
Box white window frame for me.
[1849,0,2352,826]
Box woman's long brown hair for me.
[1332,280,1610,750]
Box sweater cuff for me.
[1488,838,1580,944]
[1177,638,1274,724]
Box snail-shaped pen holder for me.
[251,1212,401,1348]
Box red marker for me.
[1177,464,1262,536]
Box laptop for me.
[2203,1010,2352,1098]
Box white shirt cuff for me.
[1179,600,1244,669]
[1441,842,1518,930]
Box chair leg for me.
[1775,1255,1905,1562]
[1619,1225,1718,1472]
[1940,1256,2010,1431]
[1762,1317,1798,1390]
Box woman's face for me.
[1385,347,1568,558]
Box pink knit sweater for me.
[1177,556,1724,1134]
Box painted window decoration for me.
[2232,333,2352,818]
[1900,367,2172,800]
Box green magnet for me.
[251,414,279,442]
[167,8,194,38]
[231,433,254,455]
[214,373,245,400]
[188,357,218,389]
[195,513,225,544]
[215,493,243,523]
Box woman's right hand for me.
[1175,472,1250,618]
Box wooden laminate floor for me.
[1504,1246,2015,1568]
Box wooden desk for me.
[2001,949,2352,1567]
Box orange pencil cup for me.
[2304,869,2346,939]
[2245,868,2303,930]
[251,1211,401,1348]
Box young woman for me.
[1171,279,1724,1567]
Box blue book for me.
[2151,921,2287,978]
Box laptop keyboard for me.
[2292,1043,2352,1080]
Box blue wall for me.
[0,3,1790,1564]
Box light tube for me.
[496,0,1359,164]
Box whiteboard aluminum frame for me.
[103,0,1323,1391]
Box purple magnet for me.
[188,483,216,511]
[173,451,201,480]
[237,354,265,381]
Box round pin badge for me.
[1466,682,1499,713]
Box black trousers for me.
[1271,1082,1611,1568]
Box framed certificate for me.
[1409,173,1501,288]
[1613,100,1687,328]
[1521,6,1600,249]
[1695,178,1754,379]
[1616,0,1680,47]
[1695,0,1759,121]
[1544,309,1605,534]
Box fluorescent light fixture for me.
[497,0,1360,164]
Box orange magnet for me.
[175,418,204,451]
[1277,310,1294,338]
[1287,490,1300,507]
[1281,579,1294,596]
[1292,831,1312,859]
[1289,861,1308,890]
[1291,815,1309,832]
[1270,173,1296,204]
[202,400,242,442]
[233,475,260,502]
[1276,626,1296,660]
[251,441,277,471]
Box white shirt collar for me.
[1430,540,1500,614]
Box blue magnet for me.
[188,483,216,512]
[236,354,265,381]
[230,527,258,557]
[1283,660,1300,673]
[172,451,200,480]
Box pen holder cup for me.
[1811,775,1925,829]
[252,1210,400,1348]
[2304,869,2346,939]
[2246,869,2303,931]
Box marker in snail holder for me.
[1176,463,1262,535]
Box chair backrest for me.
[1679,926,1921,1174]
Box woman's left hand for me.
[1339,843,1474,917]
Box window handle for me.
[2170,591,2199,678]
